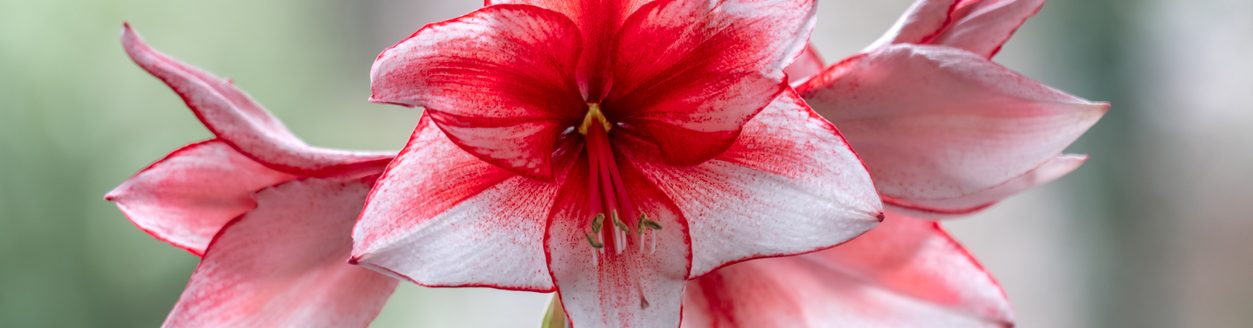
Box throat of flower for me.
[578,103,612,136]
[580,104,662,260]
[579,103,662,310]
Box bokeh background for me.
[2,0,1250,326]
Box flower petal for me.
[369,5,585,178]
[814,214,1014,324]
[682,214,1013,327]
[631,89,883,278]
[484,0,652,97]
[485,0,651,29]
[605,0,816,166]
[352,115,558,292]
[865,0,958,49]
[164,179,397,328]
[545,160,690,328]
[886,154,1088,217]
[122,24,392,177]
[105,140,294,256]
[800,44,1106,217]
[868,0,1045,58]
[785,43,825,86]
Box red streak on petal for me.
[586,124,633,255]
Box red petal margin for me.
[784,43,826,86]
[631,88,883,278]
[883,154,1088,218]
[484,0,653,35]
[682,214,1013,327]
[164,179,397,328]
[121,24,392,177]
[105,140,294,256]
[605,0,816,166]
[800,44,1106,218]
[866,0,1046,58]
[544,158,691,328]
[484,0,654,97]
[367,5,586,179]
[351,115,561,292]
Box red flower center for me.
[578,103,662,259]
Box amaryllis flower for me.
[683,0,1107,326]
[350,1,883,327]
[106,24,398,327]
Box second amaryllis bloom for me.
[683,0,1108,326]
[350,1,883,327]
[108,25,398,327]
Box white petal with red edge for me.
[369,5,585,178]
[682,214,1013,327]
[633,89,882,278]
[801,44,1106,217]
[605,0,816,166]
[867,0,1045,58]
[352,115,557,292]
[122,24,392,177]
[545,160,689,328]
[106,140,294,255]
[164,179,397,328]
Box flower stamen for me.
[576,82,658,312]
[581,103,651,258]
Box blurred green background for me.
[1,0,1250,327]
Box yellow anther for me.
[578,103,612,135]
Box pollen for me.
[577,103,612,135]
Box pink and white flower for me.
[107,24,398,327]
[683,0,1107,326]
[350,1,884,327]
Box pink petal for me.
[352,115,559,292]
[105,140,294,256]
[631,89,883,278]
[164,179,397,328]
[784,43,826,86]
[605,0,816,166]
[886,154,1088,217]
[545,159,689,328]
[800,44,1106,217]
[868,0,1045,58]
[122,24,392,177]
[815,213,1014,323]
[865,0,959,50]
[368,5,585,178]
[682,214,1013,327]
